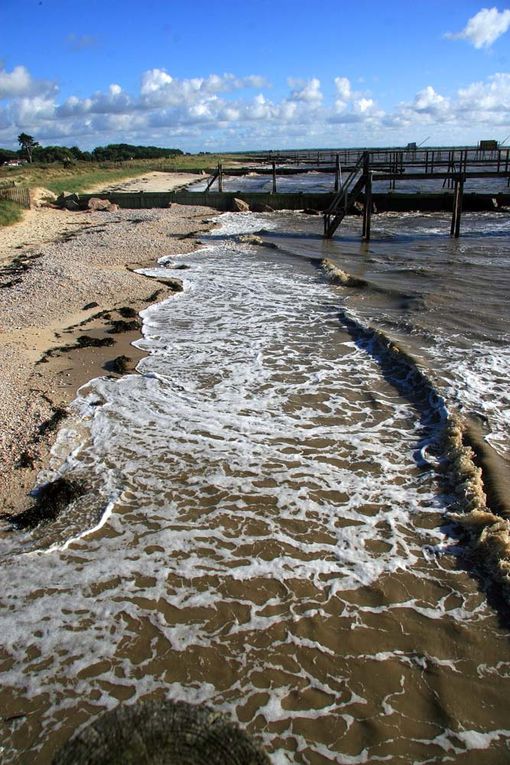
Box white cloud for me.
[13,96,56,127]
[412,85,450,114]
[332,77,384,122]
[140,68,174,95]
[0,65,56,100]
[287,77,323,103]
[445,7,510,48]
[1,62,509,151]
[334,77,352,101]
[457,71,510,111]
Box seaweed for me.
[75,335,115,348]
[145,289,166,302]
[117,306,138,318]
[2,477,87,530]
[0,252,43,289]
[38,407,67,437]
[107,319,141,334]
[107,355,132,374]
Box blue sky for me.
[1,0,509,151]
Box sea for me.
[1,171,510,763]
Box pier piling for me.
[450,175,465,238]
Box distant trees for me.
[32,145,74,164]
[0,148,18,164]
[0,140,183,166]
[92,144,183,161]
[17,133,39,163]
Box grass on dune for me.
[0,154,253,196]
[0,199,24,226]
[0,153,255,225]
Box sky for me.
[1,0,510,152]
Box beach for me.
[1,177,510,763]
[0,172,212,515]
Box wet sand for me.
[0,174,213,516]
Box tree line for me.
[0,135,183,165]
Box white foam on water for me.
[1,210,509,763]
[431,337,510,456]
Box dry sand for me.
[85,171,205,194]
[0,175,215,516]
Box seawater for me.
[1,208,510,763]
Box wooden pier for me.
[321,147,510,240]
[66,145,510,240]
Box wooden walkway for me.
[321,148,510,240]
[65,145,510,240]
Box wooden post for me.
[272,161,277,193]
[450,175,464,238]
[362,154,372,241]
[334,154,340,192]
[218,162,223,192]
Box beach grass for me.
[0,199,24,227]
[0,154,253,196]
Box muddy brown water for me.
[0,210,509,763]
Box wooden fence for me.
[0,186,31,209]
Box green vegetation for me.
[0,140,255,226]
[0,199,24,226]
[0,153,252,196]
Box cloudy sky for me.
[1,0,510,152]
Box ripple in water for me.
[1,212,510,764]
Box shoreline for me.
[0,177,215,517]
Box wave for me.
[321,258,424,311]
[320,259,510,601]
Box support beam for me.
[272,161,277,193]
[334,154,340,192]
[362,153,372,241]
[362,172,373,241]
[218,163,223,193]
[450,175,464,238]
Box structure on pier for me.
[323,147,510,240]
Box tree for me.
[17,133,39,163]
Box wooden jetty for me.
[68,145,510,240]
[321,147,510,240]
[196,146,510,239]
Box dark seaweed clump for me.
[2,477,87,530]
[76,334,115,348]
[107,355,132,374]
[145,289,166,303]
[107,318,141,334]
[117,306,138,318]
[38,406,68,438]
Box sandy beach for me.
[0,172,213,516]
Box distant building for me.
[479,140,498,151]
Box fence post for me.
[362,153,372,241]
